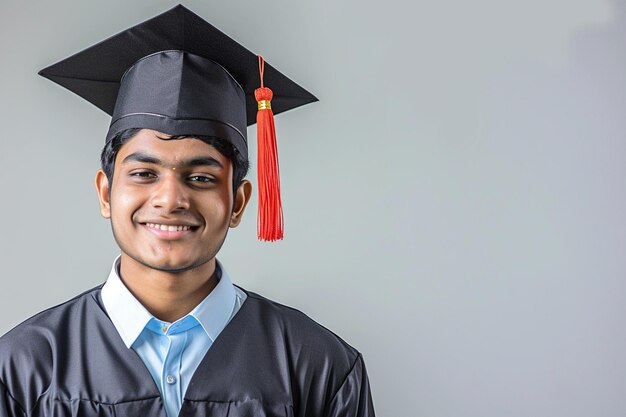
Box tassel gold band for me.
[257,100,272,110]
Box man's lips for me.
[144,222,195,232]
[140,222,199,238]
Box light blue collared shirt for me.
[101,257,246,417]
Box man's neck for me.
[118,254,219,323]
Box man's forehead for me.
[117,130,228,165]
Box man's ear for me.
[230,180,252,228]
[95,170,111,219]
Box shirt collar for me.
[188,261,237,342]
[101,256,237,348]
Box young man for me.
[0,5,375,417]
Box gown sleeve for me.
[324,354,376,417]
[0,381,25,417]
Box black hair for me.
[100,128,250,196]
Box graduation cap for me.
[38,4,317,241]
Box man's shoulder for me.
[228,289,371,414]
[239,288,361,367]
[1,285,102,346]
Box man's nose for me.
[150,174,190,211]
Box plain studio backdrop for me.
[1,0,625,416]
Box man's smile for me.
[140,222,200,239]
[144,223,195,231]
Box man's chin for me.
[127,254,213,274]
[143,262,197,273]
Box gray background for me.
[1,0,625,416]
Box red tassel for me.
[255,55,283,241]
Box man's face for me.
[95,129,250,273]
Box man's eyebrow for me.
[121,152,224,169]
[122,152,161,165]
[186,157,224,169]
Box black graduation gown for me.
[0,286,374,417]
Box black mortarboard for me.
[38,4,317,241]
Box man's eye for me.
[188,175,214,183]
[130,171,156,179]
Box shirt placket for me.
[161,325,186,417]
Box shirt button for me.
[162,325,168,333]
[166,375,176,384]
